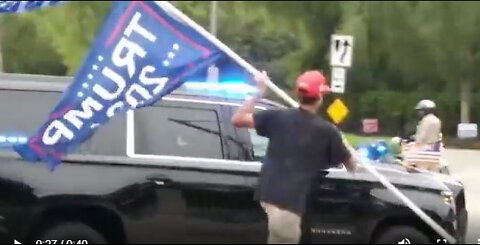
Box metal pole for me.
[210,1,217,36]
[0,18,3,73]
[154,2,456,243]
[206,1,219,83]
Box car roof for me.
[0,73,287,110]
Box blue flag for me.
[13,1,226,170]
[0,1,63,13]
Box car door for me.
[222,104,273,242]
[128,98,267,243]
[303,173,357,243]
[305,170,379,244]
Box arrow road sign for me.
[330,34,354,68]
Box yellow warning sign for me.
[327,98,349,125]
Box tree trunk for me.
[460,80,471,123]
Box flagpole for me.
[155,1,298,107]
[154,1,455,243]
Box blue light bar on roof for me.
[181,81,258,99]
[0,135,28,145]
[183,81,258,93]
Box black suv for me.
[0,73,468,244]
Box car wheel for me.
[39,222,108,244]
[374,225,431,244]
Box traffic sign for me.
[327,98,349,125]
[330,67,346,94]
[330,34,354,68]
[362,118,379,133]
[457,123,478,139]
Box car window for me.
[0,90,126,156]
[0,90,60,134]
[134,104,224,159]
[247,128,269,160]
[82,114,126,156]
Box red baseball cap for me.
[295,70,330,99]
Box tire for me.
[374,225,431,244]
[39,222,108,244]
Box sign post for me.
[327,34,354,125]
[207,1,219,83]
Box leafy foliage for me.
[0,14,66,75]
[1,1,480,136]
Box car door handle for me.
[316,183,337,191]
[152,179,170,186]
[146,175,173,187]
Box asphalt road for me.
[444,149,480,244]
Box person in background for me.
[402,99,443,171]
[231,70,358,244]
[413,99,442,146]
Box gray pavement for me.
[444,149,480,244]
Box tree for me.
[324,2,480,134]
[413,2,480,124]
[0,15,66,75]
[25,1,112,75]
[177,1,302,87]
[3,1,480,136]
[261,1,343,85]
[21,1,299,85]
